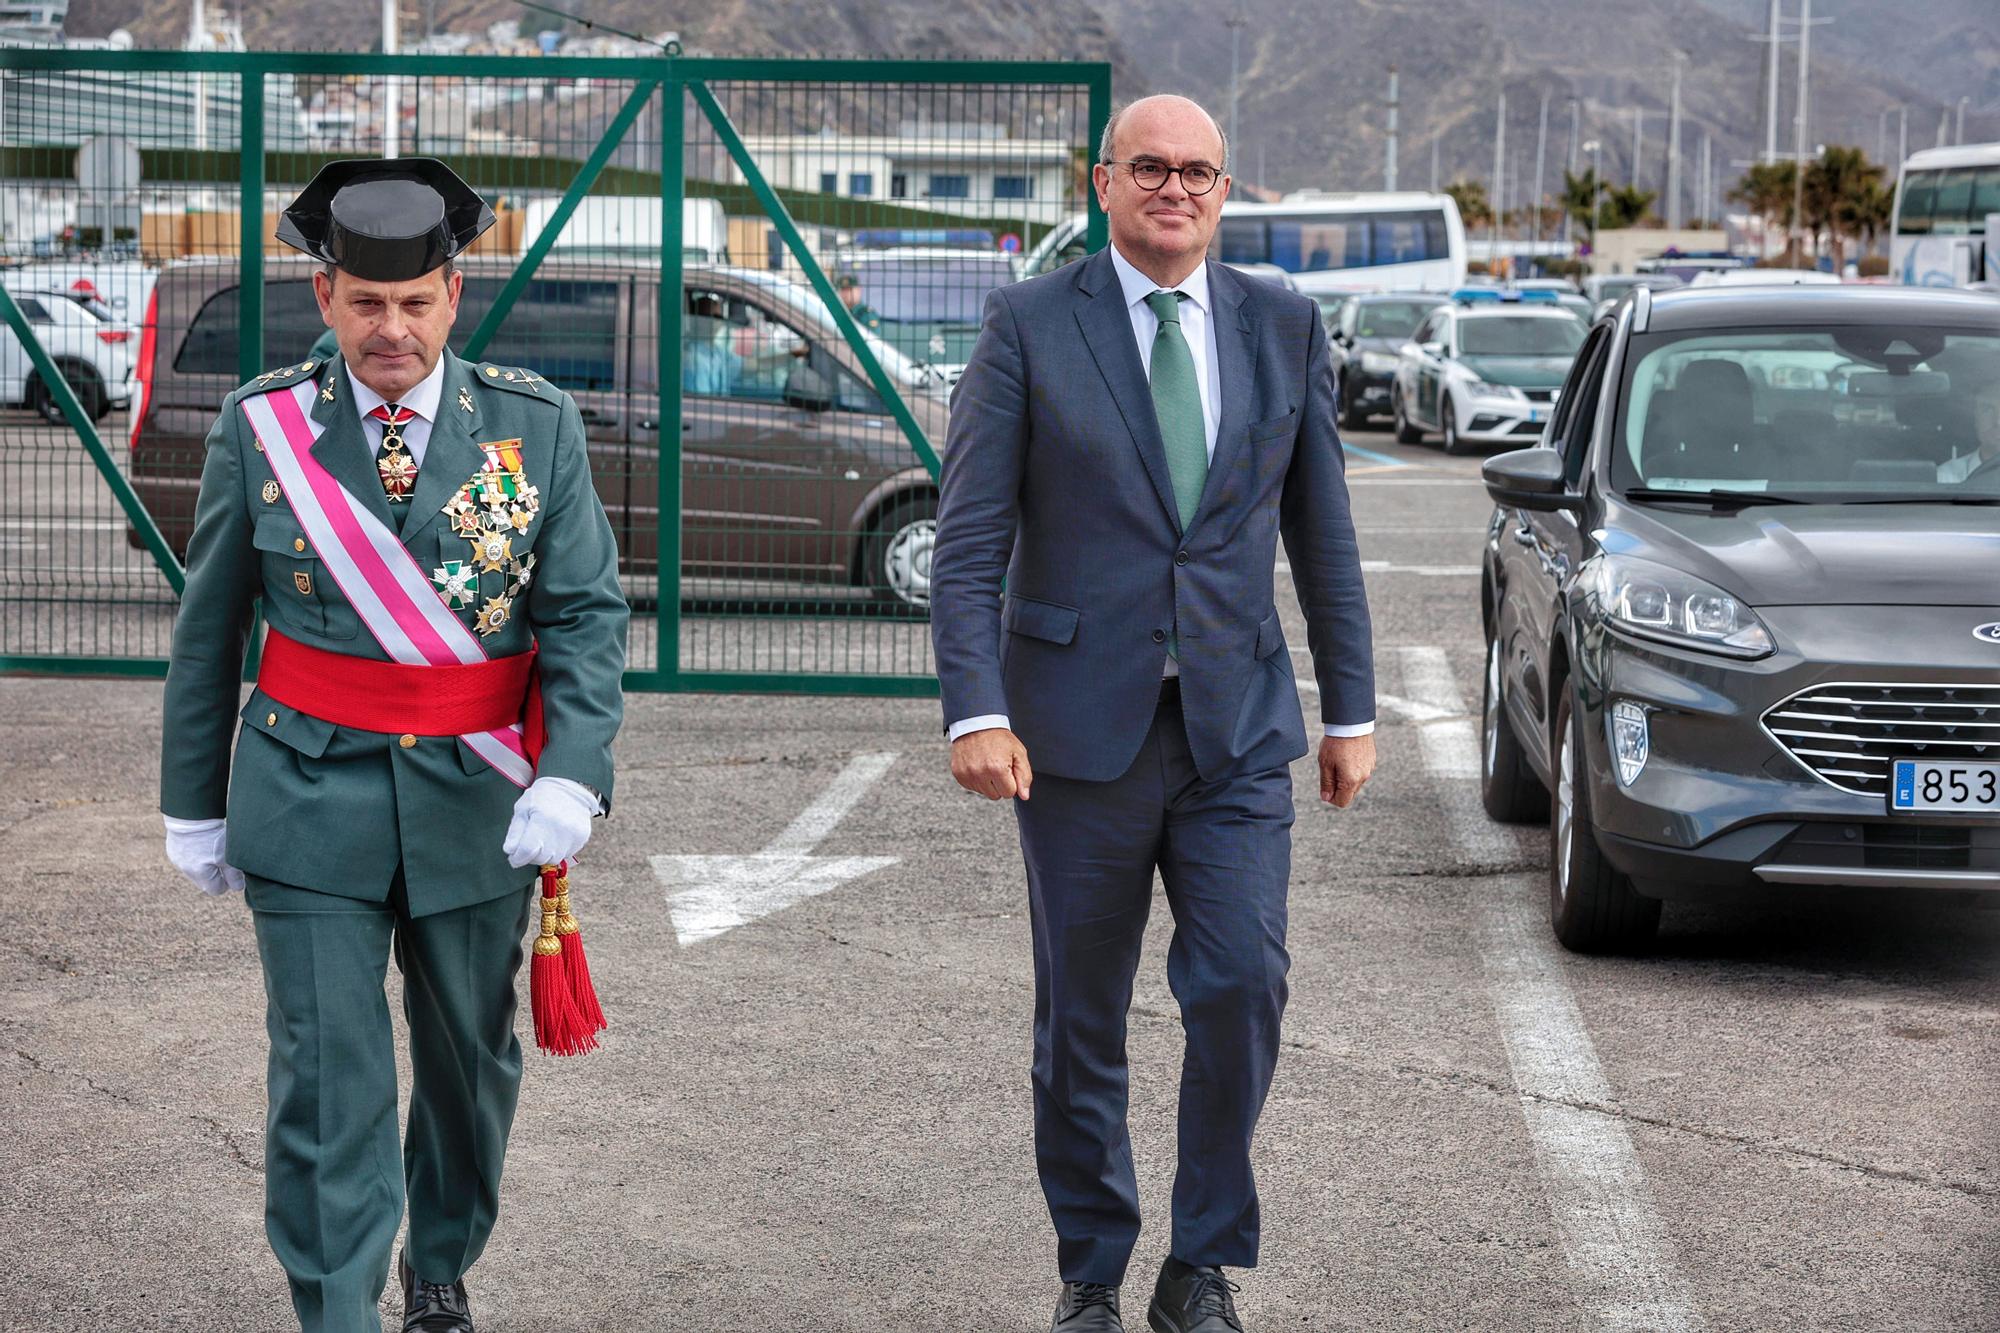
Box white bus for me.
[1889,142,2000,288]
[1017,190,1467,295]
[1214,191,1467,295]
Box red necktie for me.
[368,402,418,502]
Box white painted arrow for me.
[651,752,901,946]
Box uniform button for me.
[265,712,277,726]
[293,538,306,553]
[399,734,417,749]
[1175,550,1190,565]
[1152,629,1166,643]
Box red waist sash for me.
[259,628,542,746]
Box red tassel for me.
[553,865,608,1039]
[530,865,597,1056]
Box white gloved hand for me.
[502,777,599,869]
[164,815,246,896]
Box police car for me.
[1391,289,1587,454]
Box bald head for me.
[1098,94,1229,171]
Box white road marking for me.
[1401,644,1706,1331]
[651,752,901,946]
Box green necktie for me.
[1144,289,1207,530]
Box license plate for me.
[1890,759,2000,814]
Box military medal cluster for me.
[432,440,540,634]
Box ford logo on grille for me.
[1976,622,2000,645]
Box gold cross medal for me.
[503,552,537,597]
[430,560,478,610]
[444,491,485,537]
[475,593,513,637]
[472,531,514,573]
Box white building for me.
[732,123,1075,228]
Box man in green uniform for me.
[835,271,882,331]
[159,158,628,1333]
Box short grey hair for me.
[1097,95,1230,172]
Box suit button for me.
[399,734,417,749]
[293,538,306,553]
[1175,551,1190,565]
[1152,629,1166,643]
[265,712,277,726]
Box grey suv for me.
[1479,284,2000,951]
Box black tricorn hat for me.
[277,158,495,281]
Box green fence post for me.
[686,80,942,481]
[656,73,684,688]
[0,286,185,594]
[463,78,661,362]
[1087,69,1111,254]
[238,67,265,384]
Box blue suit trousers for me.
[1013,693,1294,1285]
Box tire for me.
[863,492,937,612]
[29,363,105,425]
[1392,387,1423,444]
[1441,396,1473,455]
[1339,373,1367,431]
[1549,689,1662,953]
[1481,634,1550,824]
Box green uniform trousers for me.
[247,874,534,1333]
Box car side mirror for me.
[1421,341,1445,359]
[1483,448,1583,513]
[784,363,835,412]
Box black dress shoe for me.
[399,1248,474,1332]
[1053,1280,1124,1331]
[1146,1257,1243,1333]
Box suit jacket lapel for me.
[1185,261,1256,539]
[308,353,398,534]
[1073,250,1183,534]
[399,353,484,553]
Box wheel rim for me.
[1555,719,1575,903]
[1483,639,1501,778]
[883,517,936,607]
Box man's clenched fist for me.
[951,727,1034,802]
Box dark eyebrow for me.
[1131,154,1220,171]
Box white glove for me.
[503,777,600,869]
[164,815,246,896]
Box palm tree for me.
[1728,162,1795,260]
[1601,184,1657,230]
[1841,175,1895,260]
[1805,145,1885,270]
[1561,168,1604,248]
[1445,179,1493,232]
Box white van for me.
[518,196,729,264]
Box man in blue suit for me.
[931,94,1376,1333]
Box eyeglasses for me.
[1109,159,1222,196]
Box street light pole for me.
[1564,97,1580,248]
[1631,107,1643,190]
[1762,0,1781,163]
[1958,96,1970,145]
[1226,0,1244,170]
[1667,51,1686,229]
[1531,90,1549,254]
[1583,138,1602,270]
[1386,65,1400,191]
[1492,91,1506,251]
[1430,135,1440,192]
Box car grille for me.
[1763,682,2000,797]
[1522,388,1557,403]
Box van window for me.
[173,279,325,374]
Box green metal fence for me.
[0,49,1110,692]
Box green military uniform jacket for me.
[160,349,629,916]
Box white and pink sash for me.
[240,379,536,788]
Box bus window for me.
[1898,170,1938,234]
[1269,220,1364,272]
[1932,169,1975,233]
[1970,168,2000,229]
[1370,213,1435,266]
[1217,219,1269,265]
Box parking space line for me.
[651,752,902,946]
[1341,441,1413,468]
[1397,644,1706,1331]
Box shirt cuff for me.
[163,814,225,834]
[948,714,1012,743]
[1324,721,1376,738]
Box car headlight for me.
[1465,379,1525,401]
[1359,351,1400,374]
[1580,553,1775,657]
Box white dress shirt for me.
[347,353,446,468]
[949,244,1374,743]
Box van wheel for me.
[1481,635,1549,823]
[30,364,105,425]
[1338,373,1367,431]
[865,493,937,612]
[1392,388,1422,444]
[1549,689,1661,953]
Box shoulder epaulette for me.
[239,359,320,396]
[476,363,560,403]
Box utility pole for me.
[1790,0,1833,262]
[1876,108,1889,166]
[383,0,400,158]
[1958,96,1970,145]
[1492,91,1507,251]
[1762,0,1781,163]
[1897,105,1907,168]
[1225,0,1245,166]
[1700,131,1712,227]
[1564,97,1580,248]
[1630,107,1644,190]
[1667,51,1687,229]
[1583,138,1602,268]
[1430,136,1440,192]
[1386,65,1400,191]
[1531,90,1549,252]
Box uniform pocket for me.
[1246,407,1299,442]
[250,513,334,637]
[239,687,336,759]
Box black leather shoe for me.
[399,1249,474,1332]
[1146,1257,1244,1333]
[1053,1281,1124,1330]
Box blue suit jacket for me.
[931,248,1375,784]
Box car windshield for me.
[1613,327,2000,501]
[1355,301,1436,338]
[1459,315,1585,356]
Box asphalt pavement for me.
[3,425,1996,1332]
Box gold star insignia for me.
[475,594,512,637]
[473,532,514,572]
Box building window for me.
[819,172,838,195]
[848,172,874,197]
[993,175,1034,200]
[927,174,971,200]
[890,173,908,199]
